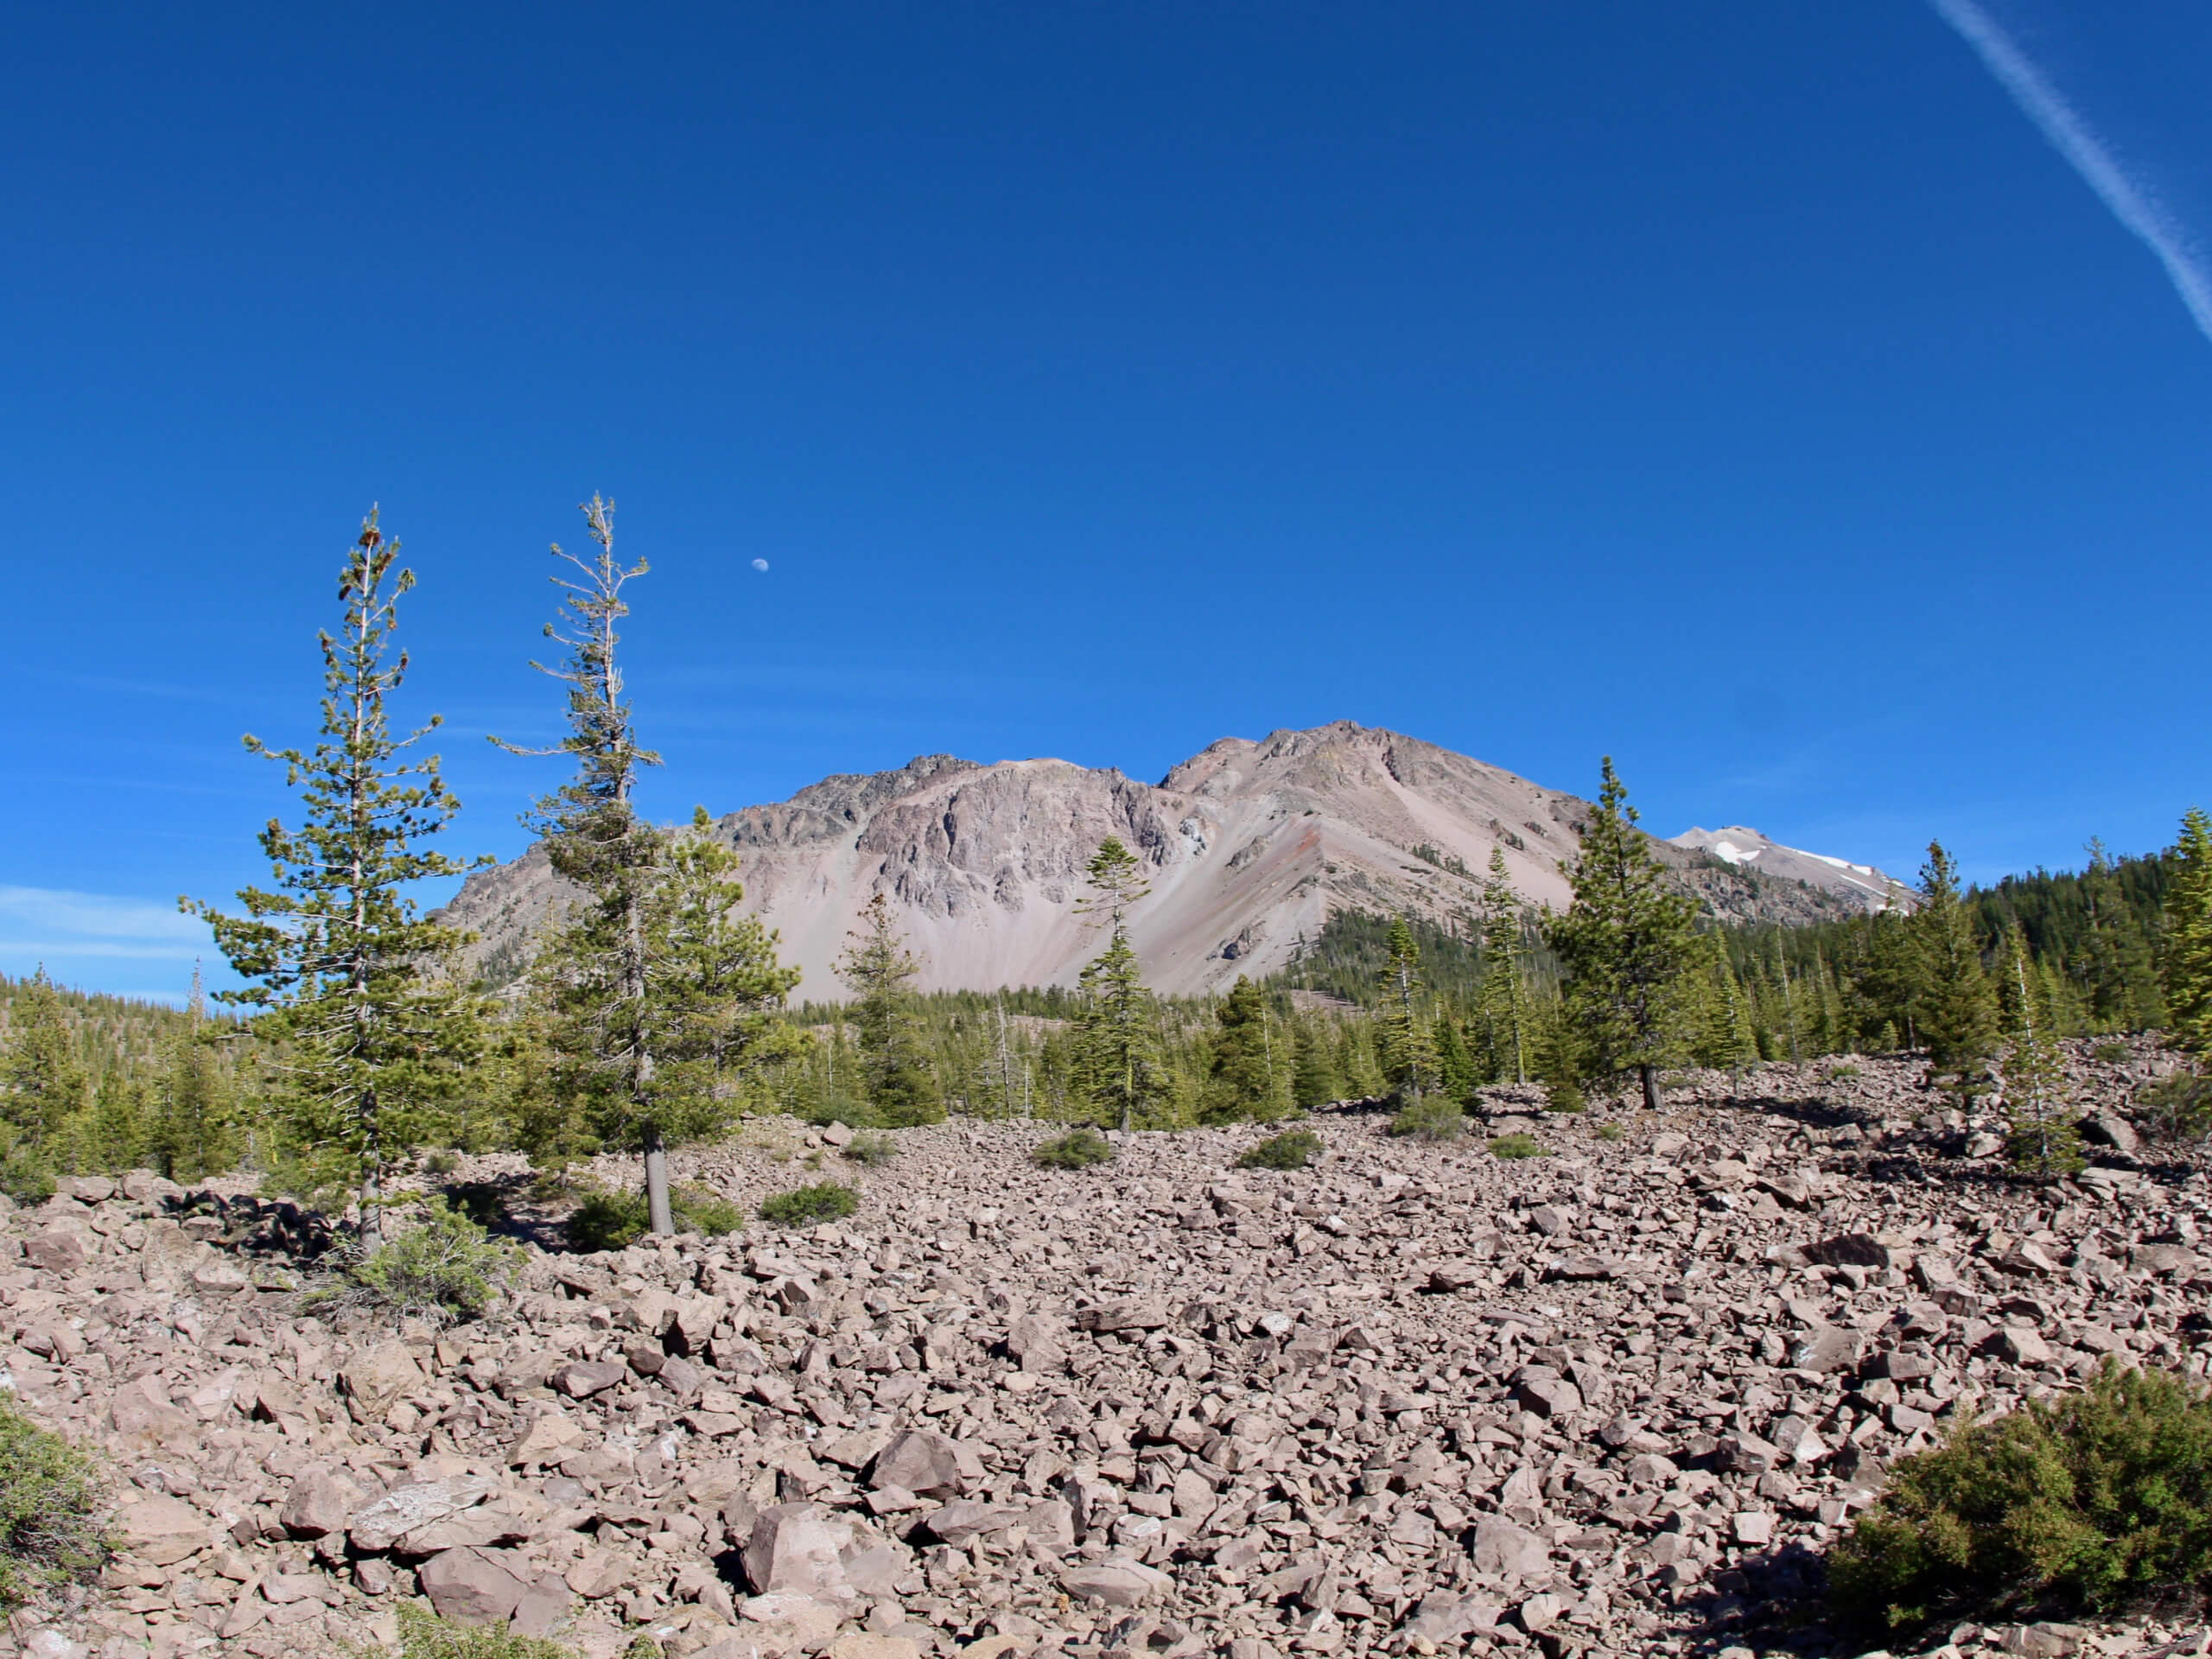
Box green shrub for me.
[1488,1132,1548,1160]
[2139,1073,2212,1146]
[345,1202,522,1326]
[443,1180,508,1230]
[842,1131,899,1166]
[1831,1363,2212,1637]
[423,1150,461,1175]
[0,1151,55,1209]
[566,1189,648,1253]
[760,1181,860,1227]
[1237,1128,1323,1170]
[2093,1041,2133,1065]
[1387,1098,1465,1141]
[1824,1063,1862,1082]
[398,1601,581,1659]
[566,1183,742,1251]
[802,1093,877,1130]
[0,1399,106,1606]
[1033,1128,1116,1169]
[1593,1122,1625,1142]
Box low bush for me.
[1387,1098,1465,1141]
[423,1150,461,1176]
[1237,1128,1323,1170]
[397,1601,581,1659]
[760,1181,861,1228]
[1488,1132,1548,1160]
[1830,1362,2212,1637]
[566,1183,744,1251]
[1033,1128,1116,1169]
[0,1398,106,1606]
[2139,1073,2212,1146]
[1824,1063,1863,1082]
[842,1131,899,1166]
[802,1093,877,1130]
[1593,1122,1625,1142]
[2093,1041,2133,1065]
[343,1201,522,1326]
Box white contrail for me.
[1930,0,2212,346]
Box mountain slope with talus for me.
[442,721,1894,998]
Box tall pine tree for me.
[1907,841,2000,1107]
[1476,850,1530,1084]
[2000,925,2081,1178]
[1373,916,1438,1101]
[190,510,481,1240]
[0,967,87,1181]
[1548,758,1698,1110]
[2164,808,2212,1061]
[1198,976,1278,1123]
[836,893,941,1126]
[1070,836,1167,1130]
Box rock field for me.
[4,1042,2211,1659]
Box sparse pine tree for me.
[1476,850,1530,1084]
[1070,837,1167,1130]
[1534,995,1586,1114]
[146,965,233,1181]
[1292,1014,1347,1107]
[1686,933,1756,1079]
[836,893,942,1126]
[2164,808,2212,1059]
[1373,916,1438,1101]
[188,511,481,1239]
[1198,976,1274,1124]
[1909,840,2001,1108]
[2000,926,2082,1178]
[1434,1013,1478,1105]
[1548,758,1699,1109]
[79,1066,146,1177]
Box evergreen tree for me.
[1434,1013,1478,1104]
[2164,808,2212,1060]
[1070,837,1167,1130]
[79,1065,147,1176]
[1534,995,1586,1114]
[836,893,942,1125]
[1291,1014,1346,1107]
[188,510,480,1239]
[146,965,233,1181]
[1373,916,1438,1100]
[1548,758,1699,1110]
[1908,841,2001,1107]
[1685,932,1756,1077]
[1198,976,1275,1123]
[1475,850,1529,1084]
[1999,926,2082,1178]
[0,967,88,1175]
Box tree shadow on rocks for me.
[1677,1541,1840,1656]
[1719,1091,1881,1133]
[161,1189,336,1264]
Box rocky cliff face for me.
[441,721,1885,1000]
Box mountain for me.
[1668,824,1910,911]
[442,721,1891,998]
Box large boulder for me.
[116,1496,210,1567]
[868,1428,980,1499]
[339,1340,423,1421]
[742,1503,855,1599]
[108,1377,195,1450]
[418,1546,530,1626]
[279,1465,365,1538]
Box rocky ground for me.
[3,1040,2210,1659]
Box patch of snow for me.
[1708,839,1762,867]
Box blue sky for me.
[5,2,2209,1001]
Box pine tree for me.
[188,510,481,1239]
[1373,916,1438,1101]
[1291,1014,1346,1107]
[836,893,941,1126]
[2000,926,2082,1178]
[2164,808,2212,1060]
[1548,758,1699,1110]
[1198,976,1275,1123]
[146,965,233,1181]
[1534,995,1586,1114]
[1909,841,2001,1108]
[1686,933,1756,1078]
[0,967,88,1179]
[1434,1014,1478,1104]
[79,1065,147,1176]
[1476,850,1530,1084]
[1070,837,1167,1130]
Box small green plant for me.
[423,1150,461,1176]
[1831,1362,2212,1637]
[2093,1041,2133,1065]
[341,1201,522,1326]
[398,1601,582,1659]
[1387,1097,1465,1141]
[1593,1122,1625,1142]
[802,1093,878,1130]
[0,1150,55,1208]
[674,1185,745,1236]
[842,1131,899,1166]
[1824,1063,1863,1082]
[1237,1128,1323,1170]
[566,1182,742,1251]
[1033,1128,1116,1169]
[1489,1132,1548,1160]
[760,1181,861,1227]
[2139,1073,2212,1146]
[443,1180,508,1230]
[0,1398,106,1606]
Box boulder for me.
[868,1427,980,1498]
[22,1232,86,1273]
[742,1503,855,1599]
[418,1546,530,1626]
[339,1340,423,1421]
[116,1496,210,1567]
[279,1465,364,1538]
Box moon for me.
[750,557,769,573]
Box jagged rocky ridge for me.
[442,722,1901,998]
[3,1039,2206,1659]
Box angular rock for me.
[1468,1516,1549,1580]
[1060,1559,1173,1608]
[116,1495,210,1566]
[279,1465,364,1538]
[742,1503,855,1599]
[348,1477,496,1553]
[868,1427,979,1498]
[419,1545,529,1626]
[340,1340,423,1421]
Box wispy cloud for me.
[1930,0,2212,346]
[0,887,211,963]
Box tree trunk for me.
[1640,1063,1662,1112]
[359,1085,384,1248]
[644,1123,674,1236]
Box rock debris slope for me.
[442,722,1892,999]
[2,1042,2207,1659]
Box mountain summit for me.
[443,721,1895,997]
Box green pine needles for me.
[836,893,943,1126]
[189,509,485,1241]
[0,1398,107,1606]
[1071,838,1168,1130]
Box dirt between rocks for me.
[2,1042,2208,1659]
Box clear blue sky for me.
[5,2,2209,1001]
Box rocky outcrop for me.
[442,721,1885,999]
